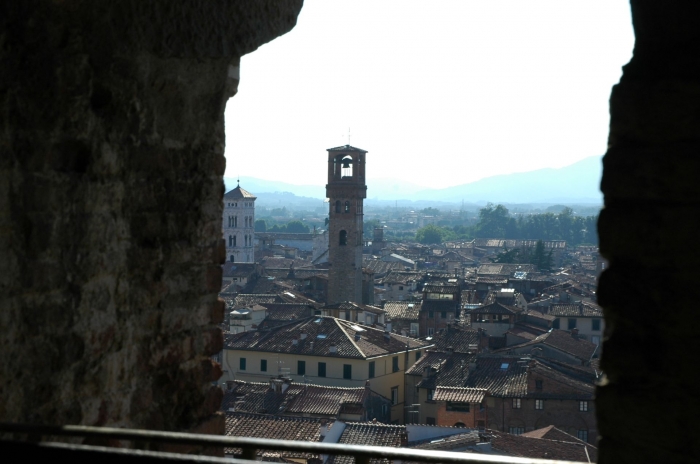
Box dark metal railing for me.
[0,422,586,464]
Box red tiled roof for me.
[225,316,429,359]
[224,412,321,458]
[464,356,529,397]
[433,387,487,403]
[486,429,597,462]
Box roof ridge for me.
[335,318,366,358]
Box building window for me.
[233,235,237,247]
[399,285,404,291]
[369,361,375,379]
[427,389,435,400]
[553,318,560,329]
[260,359,267,372]
[568,318,577,330]
[579,401,589,412]
[592,318,601,331]
[447,402,470,412]
[441,311,447,319]
[391,386,399,405]
[318,362,326,377]
[535,399,544,410]
[343,364,352,379]
[536,380,543,390]
[509,427,525,435]
[578,430,588,442]
[512,398,521,409]
[335,200,341,213]
[428,311,434,319]
[339,230,347,246]
[392,356,399,373]
[427,328,434,336]
[230,255,234,263]
[298,360,306,376]
[415,351,421,361]
[426,417,436,425]
[239,358,246,371]
[344,201,350,213]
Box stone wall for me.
[597,1,700,462]
[0,0,302,442]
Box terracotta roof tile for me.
[225,316,429,359]
[433,387,487,403]
[485,429,597,462]
[224,412,321,458]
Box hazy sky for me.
[224,1,634,189]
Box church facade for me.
[223,184,256,263]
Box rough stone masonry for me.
[0,0,302,444]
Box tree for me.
[475,203,510,237]
[254,219,267,232]
[285,220,310,233]
[421,207,440,216]
[533,240,553,271]
[415,224,443,244]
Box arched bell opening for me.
[341,155,353,178]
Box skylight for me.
[317,334,327,339]
[350,325,365,332]
[500,363,509,369]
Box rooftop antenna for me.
[237,176,240,187]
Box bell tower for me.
[326,145,367,304]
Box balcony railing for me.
[0,422,586,464]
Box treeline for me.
[255,219,311,234]
[416,204,598,246]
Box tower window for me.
[230,255,234,263]
[229,235,233,247]
[339,230,347,246]
[341,156,353,177]
[335,200,341,214]
[344,201,350,213]
[233,236,237,247]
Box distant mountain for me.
[416,156,603,204]
[225,156,603,206]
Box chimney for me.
[385,322,392,333]
[446,346,454,355]
[400,431,408,447]
[354,333,361,341]
[571,327,579,338]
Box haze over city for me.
[224,0,634,191]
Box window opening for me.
[339,230,347,246]
[341,156,353,177]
